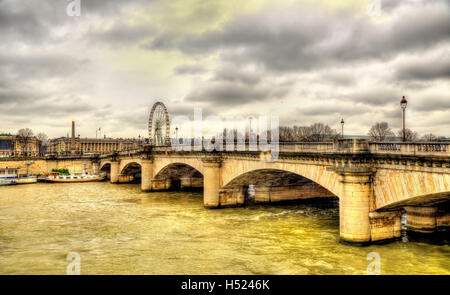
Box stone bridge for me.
[94,139,450,245]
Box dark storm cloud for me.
[185,80,290,107]
[0,1,62,43]
[320,71,356,86]
[173,64,208,75]
[412,95,450,111]
[0,88,41,104]
[340,88,402,107]
[212,66,261,86]
[186,82,268,105]
[0,0,153,44]
[87,22,155,46]
[81,0,151,15]
[395,57,450,81]
[0,96,96,117]
[182,63,292,107]
[299,104,369,117]
[145,1,450,72]
[0,52,89,79]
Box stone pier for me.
[180,177,203,189]
[151,178,172,190]
[252,184,334,203]
[218,187,245,207]
[141,159,153,191]
[369,211,402,242]
[202,158,221,209]
[334,167,374,244]
[110,161,120,184]
[405,206,438,233]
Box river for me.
[0,182,448,274]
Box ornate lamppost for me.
[340,118,345,138]
[400,96,408,142]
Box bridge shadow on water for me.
[403,230,450,246]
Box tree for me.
[279,123,338,142]
[308,123,339,142]
[368,122,395,141]
[37,133,48,156]
[421,133,437,142]
[397,129,419,141]
[16,128,34,157]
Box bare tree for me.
[279,123,338,142]
[397,129,419,141]
[37,132,48,156]
[16,128,34,157]
[421,133,437,142]
[368,122,395,141]
[308,123,339,141]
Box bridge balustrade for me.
[101,140,450,157]
[158,142,336,153]
[369,142,450,156]
[278,142,335,153]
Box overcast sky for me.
[0,0,449,139]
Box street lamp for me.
[400,96,408,142]
[340,118,345,138]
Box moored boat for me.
[0,168,20,185]
[17,175,38,184]
[0,179,17,186]
[45,172,105,183]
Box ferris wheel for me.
[148,102,170,146]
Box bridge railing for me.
[128,140,450,157]
[369,142,450,156]
[152,142,336,153]
[278,142,335,153]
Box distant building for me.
[0,135,40,157]
[47,137,143,155]
[46,120,143,156]
[13,136,40,157]
[0,136,14,157]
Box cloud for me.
[340,88,403,107]
[412,94,450,111]
[145,1,450,73]
[395,54,450,81]
[0,0,449,138]
[173,64,208,75]
[212,66,261,85]
[184,65,291,107]
[0,52,89,79]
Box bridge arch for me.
[220,159,341,198]
[100,161,112,171]
[153,157,204,177]
[375,170,450,210]
[120,161,142,175]
[153,162,204,191]
[119,161,142,183]
[154,163,203,179]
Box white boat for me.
[17,175,38,184]
[0,168,37,185]
[0,168,20,185]
[0,179,17,186]
[45,172,105,183]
